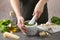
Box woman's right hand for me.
[17,16,27,34]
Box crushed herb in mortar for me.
[24,21,35,26]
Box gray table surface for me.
[0,31,60,40]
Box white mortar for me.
[25,21,38,36]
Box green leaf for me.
[0,25,9,33]
[2,19,11,25]
[51,16,60,25]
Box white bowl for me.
[25,21,38,36]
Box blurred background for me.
[0,0,60,21]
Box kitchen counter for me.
[0,31,60,40]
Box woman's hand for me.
[33,3,44,20]
[17,16,27,34]
[33,0,47,20]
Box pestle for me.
[29,15,36,24]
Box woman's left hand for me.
[33,1,44,20]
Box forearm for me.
[38,0,48,7]
[10,0,21,19]
[33,0,48,20]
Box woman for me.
[10,0,48,34]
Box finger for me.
[21,26,26,30]
[21,19,24,27]
[32,12,35,16]
[37,11,42,18]
[34,11,40,20]
[20,28,26,35]
[17,21,23,30]
[22,30,26,35]
[17,21,22,28]
[21,28,27,34]
[32,11,37,16]
[22,29,27,33]
[36,11,39,16]
[20,19,22,25]
[33,11,38,16]
[33,11,38,20]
